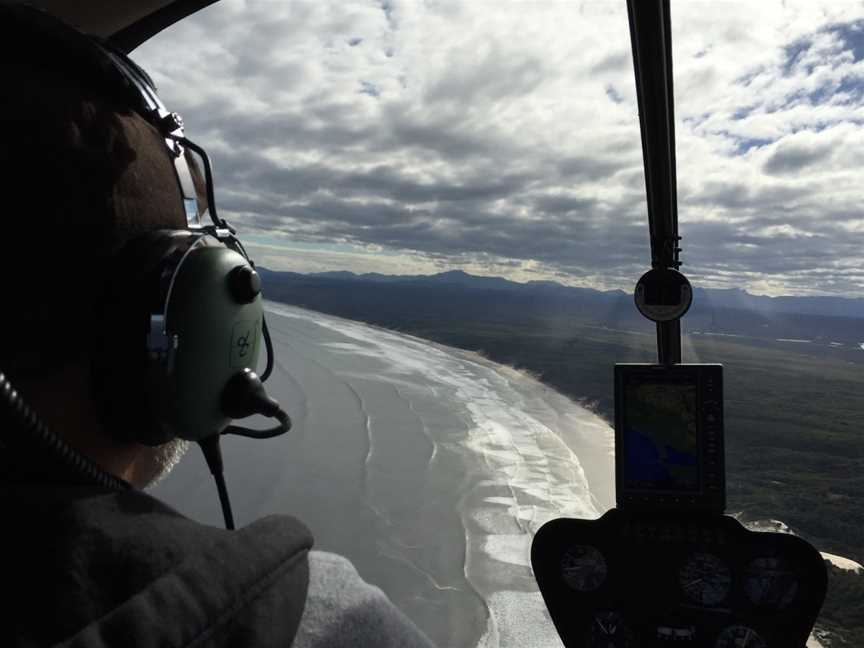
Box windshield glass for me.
[139,2,863,645]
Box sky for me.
[135,1,864,297]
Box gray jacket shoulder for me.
[292,551,436,648]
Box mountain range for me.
[303,269,864,318]
[257,268,864,348]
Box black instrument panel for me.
[532,509,826,647]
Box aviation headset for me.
[0,4,289,528]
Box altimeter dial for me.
[561,544,607,592]
[714,625,766,648]
[679,552,732,606]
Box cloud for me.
[763,140,832,175]
[134,0,864,297]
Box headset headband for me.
[95,42,204,228]
[1,3,202,228]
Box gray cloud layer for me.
[136,1,864,296]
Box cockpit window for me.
[139,2,864,645]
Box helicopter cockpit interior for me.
[0,1,839,647]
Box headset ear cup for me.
[93,230,264,445]
[165,242,263,441]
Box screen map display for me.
[622,377,700,493]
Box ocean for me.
[152,303,615,647]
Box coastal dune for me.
[153,303,615,647]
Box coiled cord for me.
[0,371,130,492]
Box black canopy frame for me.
[627,0,684,364]
[24,0,220,53]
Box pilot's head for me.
[0,14,202,487]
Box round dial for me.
[561,544,607,592]
[714,625,767,648]
[744,557,798,609]
[679,552,732,606]
[588,610,636,648]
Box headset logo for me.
[230,319,259,368]
[236,332,251,357]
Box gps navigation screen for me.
[622,376,700,493]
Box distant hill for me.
[307,269,628,298]
[692,287,864,319]
[302,269,864,317]
[257,268,864,350]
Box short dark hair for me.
[0,17,192,381]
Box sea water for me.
[153,303,615,647]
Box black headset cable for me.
[260,317,275,382]
[0,372,131,492]
[197,434,235,530]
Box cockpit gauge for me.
[678,552,732,606]
[714,625,767,648]
[561,544,607,592]
[743,557,798,609]
[588,610,637,648]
